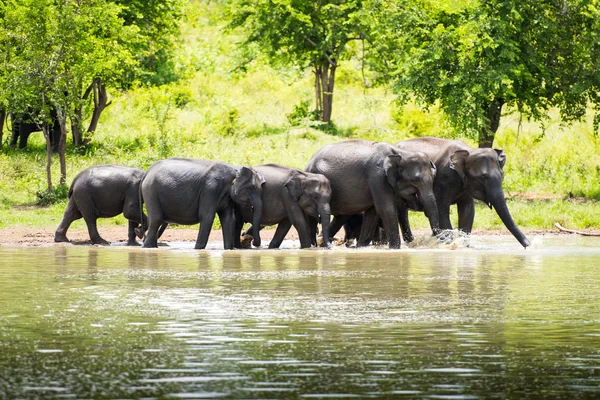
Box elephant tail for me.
[67,185,73,199]
[138,173,146,240]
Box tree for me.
[116,0,184,86]
[1,0,137,189]
[364,0,600,147]
[228,0,365,123]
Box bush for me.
[286,100,319,126]
[36,184,69,206]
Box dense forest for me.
[0,0,599,231]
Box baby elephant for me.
[236,164,332,249]
[54,165,147,245]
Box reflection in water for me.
[0,237,599,398]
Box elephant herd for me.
[54,137,531,250]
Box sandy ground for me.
[0,224,598,246]
[0,225,299,246]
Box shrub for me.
[36,184,69,206]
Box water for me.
[1,235,600,399]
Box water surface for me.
[1,235,599,398]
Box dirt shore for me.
[0,225,597,246]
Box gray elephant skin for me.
[395,137,530,248]
[306,139,440,249]
[236,164,332,249]
[141,158,264,250]
[54,165,147,245]
[9,108,62,152]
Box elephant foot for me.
[91,237,110,246]
[240,234,253,249]
[435,230,455,244]
[54,233,70,243]
[127,240,141,246]
[134,227,145,239]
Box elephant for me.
[9,108,61,152]
[235,164,332,249]
[54,165,147,245]
[305,139,440,249]
[395,137,531,248]
[341,213,389,246]
[141,158,264,250]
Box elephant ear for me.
[284,172,304,201]
[430,161,437,178]
[255,171,266,187]
[384,154,403,189]
[494,149,507,169]
[449,150,470,182]
[234,166,253,195]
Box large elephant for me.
[9,108,61,151]
[306,139,440,249]
[235,164,332,249]
[395,137,531,248]
[54,165,147,245]
[141,158,264,250]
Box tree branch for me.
[555,222,600,236]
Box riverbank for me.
[1,224,597,246]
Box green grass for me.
[0,1,598,233]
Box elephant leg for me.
[126,220,141,246]
[397,202,414,244]
[218,207,235,250]
[269,219,292,249]
[9,126,18,148]
[51,124,61,153]
[18,127,31,149]
[195,209,217,250]
[357,207,379,247]
[242,224,265,236]
[123,203,142,246]
[372,196,401,249]
[308,215,319,246]
[83,217,108,245]
[329,214,351,239]
[457,197,475,234]
[437,198,453,231]
[233,209,244,249]
[157,223,168,239]
[285,204,311,249]
[54,199,81,242]
[143,217,163,248]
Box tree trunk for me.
[313,60,337,123]
[71,110,83,146]
[87,78,111,134]
[314,67,323,121]
[479,97,504,148]
[55,106,68,186]
[43,126,53,192]
[0,107,5,149]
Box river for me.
[0,235,599,398]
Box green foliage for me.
[217,108,243,138]
[35,184,69,206]
[286,100,318,126]
[115,0,185,86]
[364,0,600,145]
[227,0,367,121]
[390,101,454,138]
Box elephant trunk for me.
[250,193,263,247]
[420,190,441,235]
[489,190,531,248]
[318,202,331,247]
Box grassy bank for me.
[0,1,598,234]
